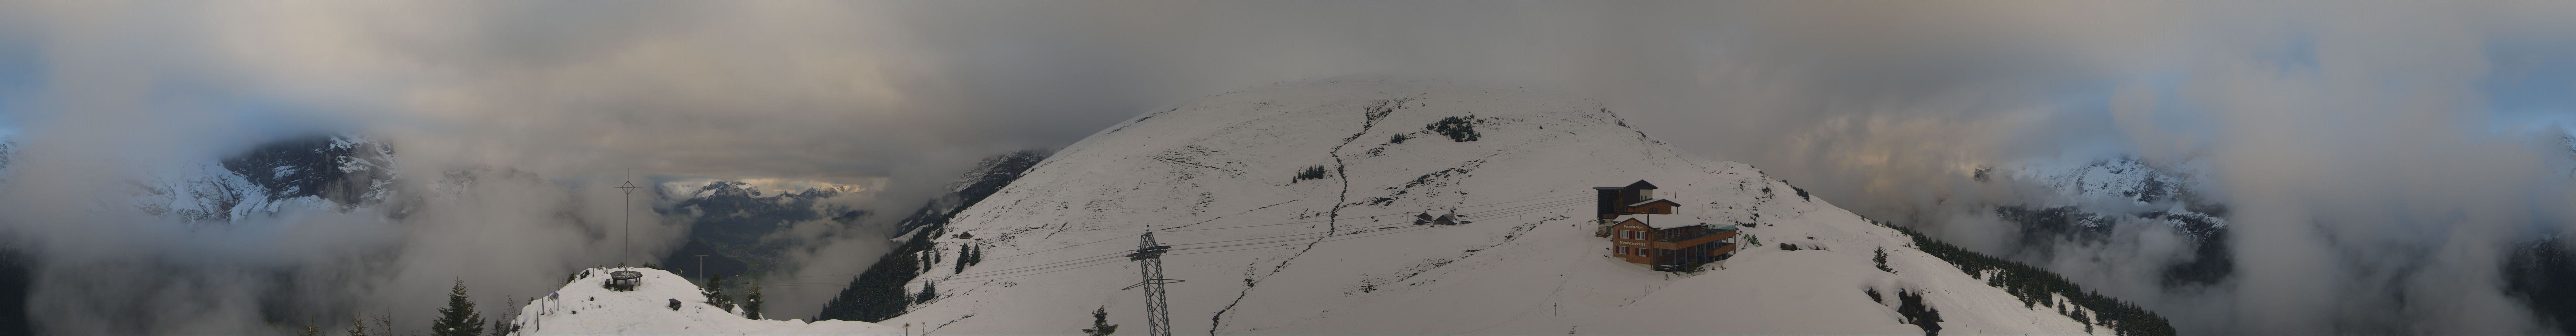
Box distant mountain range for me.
[1982,156,2233,288]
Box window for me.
[1619,246,1630,255]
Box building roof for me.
[1595,180,1661,190]
[1627,198,1679,207]
[1609,214,1682,230]
[1613,214,1733,230]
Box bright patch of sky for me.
[0,43,39,133]
[2482,35,2576,136]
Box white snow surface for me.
[880,78,2101,335]
[512,267,899,335]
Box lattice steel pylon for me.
[1122,232,1181,336]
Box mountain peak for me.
[864,79,2104,334]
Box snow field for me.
[511,267,898,335]
[870,77,2100,335]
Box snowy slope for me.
[872,78,2100,335]
[511,267,898,335]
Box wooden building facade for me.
[1596,180,1740,271]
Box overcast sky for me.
[1,1,2574,334]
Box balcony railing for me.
[1652,227,1730,242]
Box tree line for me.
[1886,221,2177,336]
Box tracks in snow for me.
[1207,97,1409,335]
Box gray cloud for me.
[2,1,2575,334]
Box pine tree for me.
[1874,247,1893,273]
[347,317,371,336]
[376,313,399,336]
[488,295,517,336]
[489,316,513,336]
[743,282,765,319]
[1080,305,1118,336]
[704,273,735,312]
[914,281,937,304]
[431,280,487,336]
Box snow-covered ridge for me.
[511,267,896,335]
[110,134,399,223]
[1996,156,2228,234]
[876,78,2102,334]
[660,178,869,200]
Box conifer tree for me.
[488,295,517,336]
[915,281,937,304]
[704,273,736,312]
[489,316,518,336]
[1081,305,1117,336]
[743,282,765,319]
[346,317,371,336]
[1874,247,1893,273]
[431,280,486,336]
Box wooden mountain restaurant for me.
[1594,180,1740,271]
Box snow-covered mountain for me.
[661,179,868,278]
[815,149,1050,322]
[0,134,396,334]
[1982,157,2233,288]
[115,135,400,223]
[510,267,897,335]
[858,78,2119,335]
[1996,157,2226,233]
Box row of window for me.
[1616,246,1657,256]
[1618,229,1649,240]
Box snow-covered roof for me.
[1627,198,1678,207]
